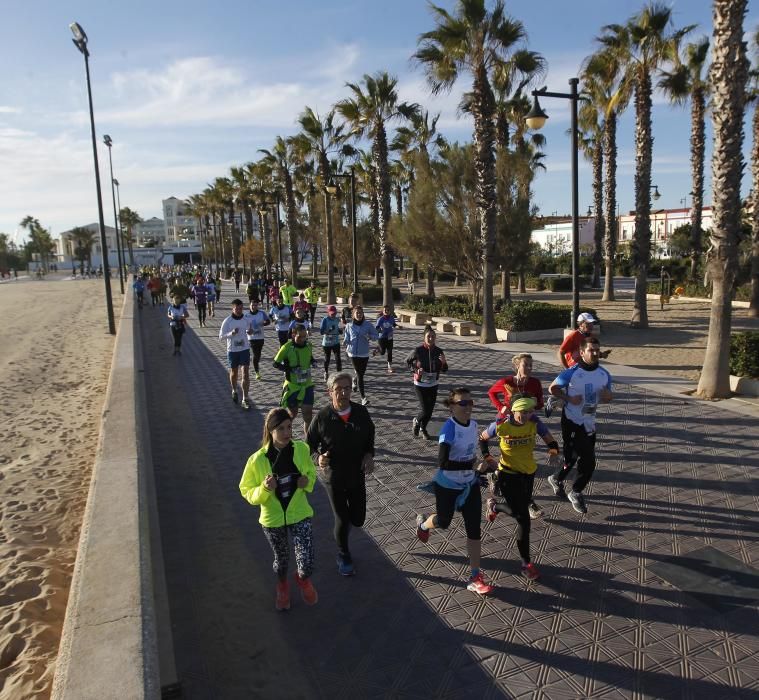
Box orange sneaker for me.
[275,580,290,611]
[295,574,318,606]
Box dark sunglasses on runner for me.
[454,399,474,406]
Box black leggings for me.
[553,412,597,493]
[351,356,369,396]
[249,339,264,372]
[326,477,367,560]
[197,303,206,325]
[434,480,482,540]
[277,330,290,346]
[323,345,342,372]
[378,337,393,363]
[414,385,438,430]
[170,326,185,348]
[493,471,534,563]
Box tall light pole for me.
[113,178,123,270]
[103,135,124,294]
[325,167,358,294]
[527,78,581,327]
[70,21,115,335]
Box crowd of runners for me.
[134,264,614,610]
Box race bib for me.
[293,367,311,383]
[419,371,436,384]
[233,338,246,348]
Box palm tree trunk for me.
[592,142,604,288]
[426,265,435,297]
[311,243,318,279]
[260,211,272,279]
[501,270,511,301]
[749,92,759,317]
[690,86,706,282]
[285,174,299,283]
[603,114,618,302]
[374,267,381,285]
[698,0,749,397]
[518,271,526,294]
[630,72,654,328]
[374,125,395,310]
[411,262,418,283]
[323,191,336,303]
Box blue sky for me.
[1,0,754,243]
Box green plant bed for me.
[647,281,751,302]
[336,285,401,303]
[730,331,759,378]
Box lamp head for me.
[112,178,119,186]
[525,94,549,130]
[103,134,112,147]
[69,22,88,54]
[652,185,661,201]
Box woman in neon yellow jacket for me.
[239,407,318,611]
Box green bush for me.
[547,276,573,292]
[730,331,759,378]
[647,281,751,302]
[524,275,546,291]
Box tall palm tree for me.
[186,192,213,268]
[213,176,236,272]
[697,0,749,398]
[335,71,418,309]
[292,107,350,303]
[600,3,693,328]
[69,226,97,273]
[578,101,605,290]
[245,160,276,278]
[415,0,534,343]
[660,37,710,281]
[230,165,255,274]
[747,30,759,318]
[118,207,141,268]
[260,136,303,283]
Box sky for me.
[1,0,755,244]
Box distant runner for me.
[219,298,254,409]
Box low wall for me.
[51,292,161,699]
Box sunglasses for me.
[453,399,474,407]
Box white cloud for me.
[0,106,21,114]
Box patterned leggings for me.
[261,518,314,579]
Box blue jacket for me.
[343,320,378,357]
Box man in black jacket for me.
[307,371,375,576]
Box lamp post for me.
[113,178,123,274]
[273,193,283,279]
[227,211,245,275]
[527,79,580,327]
[70,21,115,335]
[103,135,124,294]
[651,184,662,202]
[325,167,358,294]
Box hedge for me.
[647,281,751,302]
[730,331,759,378]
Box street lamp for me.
[651,185,661,201]
[527,79,581,327]
[113,178,123,269]
[326,167,358,294]
[103,135,124,294]
[70,21,115,335]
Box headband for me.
[511,397,536,412]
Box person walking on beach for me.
[246,298,270,380]
[480,395,560,580]
[343,305,378,406]
[307,371,375,576]
[239,408,318,611]
[319,304,342,379]
[406,326,448,439]
[219,298,254,410]
[374,305,401,374]
[167,293,190,356]
[547,336,613,514]
[273,325,317,436]
[414,387,494,595]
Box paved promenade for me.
[138,299,759,699]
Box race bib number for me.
[233,338,246,348]
[419,371,436,384]
[293,367,311,383]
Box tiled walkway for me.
[139,299,759,699]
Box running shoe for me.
[568,490,587,514]
[231,390,238,403]
[420,429,432,440]
[241,398,250,410]
[467,572,494,595]
[361,397,370,406]
[528,502,544,519]
[255,372,261,380]
[275,580,290,611]
[295,574,318,605]
[352,377,358,391]
[336,553,355,576]
[544,396,556,418]
[485,497,498,523]
[547,474,566,500]
[415,514,430,543]
[387,363,393,374]
[371,348,379,357]
[323,368,328,381]
[521,562,540,581]
[412,418,421,437]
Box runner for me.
[167,293,190,356]
[279,278,298,306]
[215,276,223,303]
[480,395,560,580]
[233,268,243,293]
[239,408,318,611]
[219,298,254,410]
[414,387,494,595]
[206,276,217,317]
[273,324,317,435]
[487,353,545,519]
[406,326,448,439]
[307,371,375,576]
[556,312,611,369]
[341,293,359,325]
[288,306,312,336]
[270,296,293,346]
[194,278,208,327]
[319,304,342,379]
[245,276,257,304]
[292,293,310,319]
[132,275,145,309]
[246,298,270,380]
[343,305,378,406]
[547,336,614,514]
[304,280,320,324]
[374,305,401,374]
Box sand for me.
[0,277,119,700]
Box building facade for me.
[162,197,200,244]
[57,223,119,269]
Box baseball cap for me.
[327,304,337,313]
[577,312,597,325]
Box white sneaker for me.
[361,397,370,406]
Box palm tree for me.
[260,136,303,283]
[660,37,710,281]
[186,192,212,268]
[415,0,535,343]
[69,226,97,273]
[335,71,418,309]
[292,107,350,303]
[599,3,693,328]
[118,207,141,268]
[697,0,749,398]
[245,160,276,278]
[747,30,759,318]
[578,102,605,289]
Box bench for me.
[399,310,432,326]
[434,318,476,336]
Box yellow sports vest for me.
[495,419,538,475]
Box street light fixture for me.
[327,168,358,294]
[526,79,581,328]
[70,21,115,335]
[651,185,661,201]
[103,134,125,294]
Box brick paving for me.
[139,299,759,699]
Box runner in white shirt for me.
[219,298,254,409]
[245,298,271,380]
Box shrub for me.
[337,285,401,303]
[730,331,759,378]
[524,275,546,291]
[547,276,573,292]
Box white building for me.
[57,223,119,269]
[134,217,166,247]
[162,197,200,244]
[531,217,597,255]
[618,206,713,258]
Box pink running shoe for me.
[486,497,498,523]
[467,572,494,595]
[522,562,540,581]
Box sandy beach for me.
[0,277,119,700]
